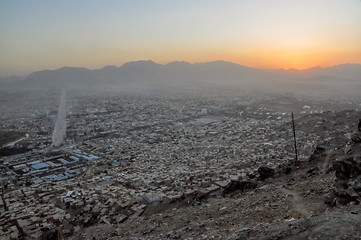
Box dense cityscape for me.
[1,90,360,239]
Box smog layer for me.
[0,64,360,239]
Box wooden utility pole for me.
[291,112,298,163]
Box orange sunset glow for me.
[1,1,361,239]
[1,0,361,76]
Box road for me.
[2,134,29,148]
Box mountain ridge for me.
[5,60,361,79]
[1,60,360,97]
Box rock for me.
[235,226,250,232]
[283,166,292,174]
[328,120,361,205]
[350,180,361,191]
[323,193,336,205]
[344,141,353,154]
[334,156,361,179]
[307,167,320,177]
[247,172,256,179]
[332,181,348,197]
[346,187,359,198]
[219,207,227,211]
[351,133,361,143]
[333,158,351,179]
[223,180,257,194]
[257,166,275,181]
[309,146,326,163]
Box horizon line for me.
[2,60,361,78]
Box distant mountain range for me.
[1,60,361,97]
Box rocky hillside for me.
[64,118,361,240]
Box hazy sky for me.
[1,0,361,77]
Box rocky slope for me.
[66,119,361,240]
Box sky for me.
[1,0,361,77]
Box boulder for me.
[309,146,326,163]
[257,166,275,181]
[223,180,257,195]
[326,119,361,205]
[323,193,336,205]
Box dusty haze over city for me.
[0,1,361,240]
